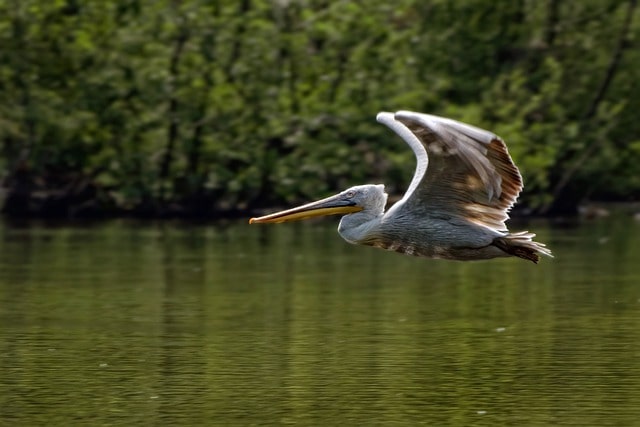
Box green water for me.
[1,217,639,426]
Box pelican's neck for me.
[337,210,384,244]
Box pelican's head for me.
[341,184,388,216]
[249,184,387,224]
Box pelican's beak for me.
[249,193,363,224]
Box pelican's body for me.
[336,185,511,261]
[250,111,552,263]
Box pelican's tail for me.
[492,231,553,264]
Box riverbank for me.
[2,183,638,221]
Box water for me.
[0,217,639,426]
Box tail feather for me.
[493,231,553,264]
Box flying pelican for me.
[250,111,552,263]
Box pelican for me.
[250,111,552,263]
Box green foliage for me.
[0,0,638,217]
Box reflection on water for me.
[0,217,639,425]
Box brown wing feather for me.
[395,112,522,231]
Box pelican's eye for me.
[345,191,355,198]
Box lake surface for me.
[1,216,639,426]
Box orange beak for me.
[249,193,363,224]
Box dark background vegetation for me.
[1,0,639,218]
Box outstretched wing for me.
[376,111,522,231]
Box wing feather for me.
[379,111,523,231]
